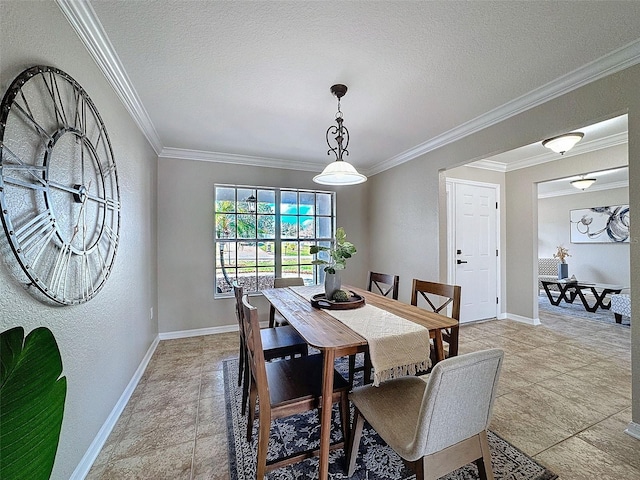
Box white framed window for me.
[214,185,335,297]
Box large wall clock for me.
[0,65,121,305]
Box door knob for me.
[457,260,468,264]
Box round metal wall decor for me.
[0,65,121,305]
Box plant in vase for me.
[553,245,571,279]
[310,227,357,300]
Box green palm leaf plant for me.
[310,227,357,274]
[1,326,67,480]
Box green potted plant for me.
[1,326,67,480]
[310,227,357,299]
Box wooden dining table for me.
[262,284,458,480]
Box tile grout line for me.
[189,342,206,480]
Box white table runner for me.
[291,285,432,386]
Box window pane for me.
[216,213,235,239]
[258,267,275,290]
[281,191,298,215]
[215,268,234,294]
[282,242,298,265]
[216,241,237,265]
[317,193,332,216]
[259,241,275,258]
[283,264,300,276]
[299,216,314,238]
[317,217,332,239]
[300,265,313,283]
[237,213,256,239]
[215,187,236,210]
[300,192,315,215]
[257,189,275,213]
[237,188,254,213]
[300,241,313,265]
[257,214,275,238]
[237,241,257,267]
[281,216,298,238]
[238,267,257,292]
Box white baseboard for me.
[505,312,541,326]
[625,421,640,440]
[158,324,238,340]
[70,335,160,480]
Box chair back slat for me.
[274,277,305,288]
[367,271,399,300]
[233,281,244,327]
[417,349,504,456]
[411,279,461,321]
[241,295,270,415]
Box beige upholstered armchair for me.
[347,349,504,480]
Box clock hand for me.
[49,180,112,207]
[48,180,86,197]
[70,180,92,243]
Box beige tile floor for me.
[87,304,639,479]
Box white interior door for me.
[448,180,499,323]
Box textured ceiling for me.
[79,1,640,174]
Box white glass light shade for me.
[570,178,596,190]
[313,160,367,185]
[542,132,584,154]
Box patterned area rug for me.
[223,358,557,480]
[538,294,630,326]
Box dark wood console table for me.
[541,280,624,313]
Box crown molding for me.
[158,147,325,173]
[56,0,163,154]
[369,39,640,176]
[466,160,507,173]
[471,131,628,173]
[538,179,628,199]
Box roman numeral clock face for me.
[0,66,121,305]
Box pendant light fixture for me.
[570,176,597,190]
[313,84,367,185]
[542,132,584,155]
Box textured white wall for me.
[367,66,640,431]
[157,157,368,333]
[539,187,629,285]
[0,2,158,478]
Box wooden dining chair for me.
[347,349,504,480]
[367,271,399,300]
[233,282,308,415]
[348,271,400,388]
[242,294,350,479]
[269,277,305,327]
[411,279,461,361]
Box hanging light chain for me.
[326,91,349,161]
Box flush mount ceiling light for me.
[570,176,597,190]
[313,84,367,186]
[542,132,584,155]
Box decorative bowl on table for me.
[310,290,365,310]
